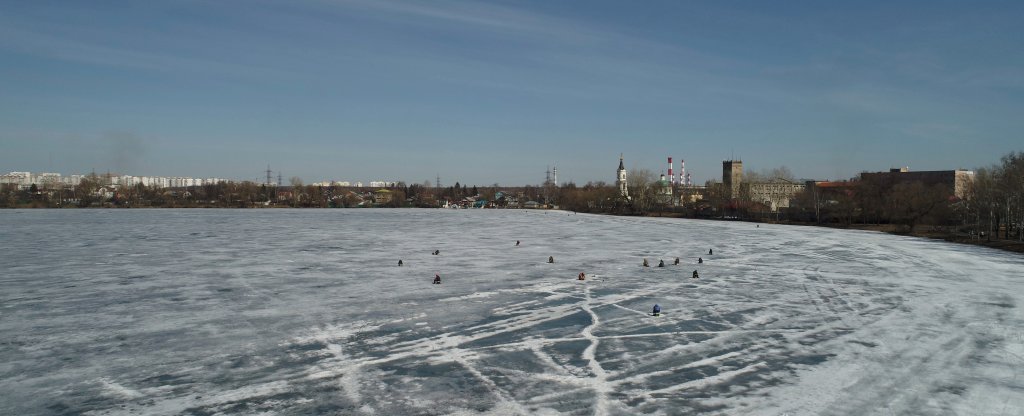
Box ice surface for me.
[1,209,1022,415]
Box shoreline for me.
[636,212,1024,255]
[5,205,1022,254]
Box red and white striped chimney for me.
[667,157,674,186]
[680,159,686,186]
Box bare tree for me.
[998,151,1024,240]
[699,179,729,217]
[627,168,656,213]
[887,181,949,233]
[289,177,304,207]
[742,170,765,183]
[768,166,795,181]
[74,173,103,207]
[385,189,406,208]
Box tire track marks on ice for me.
[580,283,610,416]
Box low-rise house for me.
[374,189,393,204]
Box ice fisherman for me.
[652,304,661,316]
[698,257,703,264]
[516,240,520,246]
[433,274,441,284]
[398,260,403,266]
[692,270,699,279]
[643,258,650,267]
[708,248,713,255]
[674,257,680,265]
[548,256,555,263]
[658,260,665,267]
[578,272,586,281]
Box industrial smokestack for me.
[680,159,686,186]
[668,157,674,186]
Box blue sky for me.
[1,0,1022,185]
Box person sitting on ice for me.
[698,257,703,264]
[658,259,665,267]
[652,304,661,316]
[398,260,403,266]
[516,240,520,246]
[692,270,699,279]
[674,257,680,265]
[642,258,650,267]
[433,274,441,284]
[548,256,555,263]
[708,248,713,255]
[433,250,440,255]
[578,272,586,280]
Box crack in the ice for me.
[580,284,611,416]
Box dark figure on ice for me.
[658,260,665,267]
[578,272,586,281]
[433,250,440,255]
[698,257,703,264]
[642,258,650,267]
[692,270,699,279]
[652,304,661,316]
[674,257,680,265]
[548,256,555,263]
[516,240,520,246]
[398,260,403,266]
[433,274,441,284]
[708,248,713,255]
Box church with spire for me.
[616,154,629,198]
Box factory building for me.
[720,160,805,212]
[860,167,975,199]
[743,180,806,211]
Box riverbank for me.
[635,211,1024,254]
[736,218,1022,254]
[795,223,1024,254]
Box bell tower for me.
[616,154,629,198]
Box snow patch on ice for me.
[97,378,144,399]
[4,209,1023,415]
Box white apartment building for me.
[2,171,226,189]
[1,172,63,189]
[311,181,356,187]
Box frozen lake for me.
[2,209,1023,415]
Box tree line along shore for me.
[4,151,1021,253]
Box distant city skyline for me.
[2,1,1022,185]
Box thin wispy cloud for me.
[1,1,1022,184]
[329,0,603,42]
[0,14,283,79]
